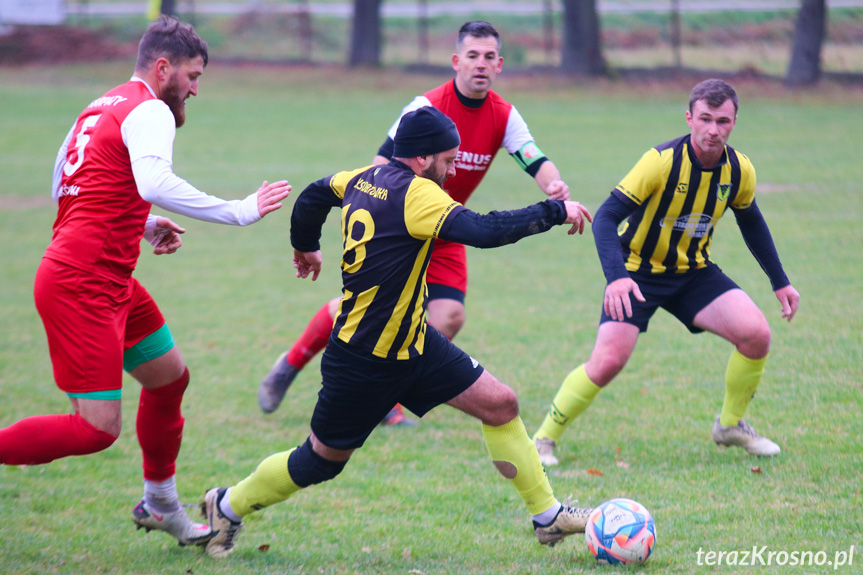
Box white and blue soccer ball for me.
[585,498,656,565]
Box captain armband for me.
[511,141,549,177]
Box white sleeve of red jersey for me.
[132,156,261,226]
[123,99,175,163]
[385,95,434,140]
[501,105,536,155]
[51,123,76,202]
[124,99,260,226]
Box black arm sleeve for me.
[289,177,343,253]
[439,199,567,249]
[593,192,638,284]
[377,137,394,161]
[732,199,790,290]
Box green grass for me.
[1,63,862,574]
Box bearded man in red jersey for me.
[0,16,290,547]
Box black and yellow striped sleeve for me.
[730,151,756,210]
[613,148,665,206]
[403,178,464,240]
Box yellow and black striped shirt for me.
[297,162,464,360]
[613,134,755,274]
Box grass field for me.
[0,63,861,574]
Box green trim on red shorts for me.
[67,389,122,400]
[123,323,175,372]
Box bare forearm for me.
[534,161,562,194]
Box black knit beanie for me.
[392,106,461,158]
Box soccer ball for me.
[585,498,656,565]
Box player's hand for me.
[151,217,185,255]
[775,284,800,322]
[293,249,322,281]
[545,179,570,200]
[604,277,645,321]
[562,201,593,235]
[256,180,292,217]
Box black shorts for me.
[311,326,484,450]
[428,282,466,305]
[600,264,740,334]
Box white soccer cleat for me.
[202,487,244,558]
[712,417,781,456]
[132,499,212,546]
[533,502,593,547]
[534,437,559,467]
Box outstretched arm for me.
[124,99,290,225]
[533,161,570,200]
[439,199,591,248]
[134,156,290,226]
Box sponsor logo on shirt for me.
[354,178,388,200]
[455,151,493,172]
[58,184,80,197]
[660,213,716,238]
[87,95,128,108]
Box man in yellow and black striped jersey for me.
[533,79,800,466]
[201,106,595,557]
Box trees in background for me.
[344,0,829,84]
[786,0,827,86]
[349,0,383,67]
[346,0,608,73]
[561,0,606,76]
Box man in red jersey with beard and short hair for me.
[0,15,290,548]
[258,21,575,424]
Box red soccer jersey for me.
[424,81,513,205]
[45,81,155,283]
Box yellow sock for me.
[228,449,302,517]
[482,417,556,516]
[719,350,767,427]
[533,364,601,442]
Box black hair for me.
[456,21,500,51]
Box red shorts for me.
[427,239,467,295]
[34,258,165,394]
